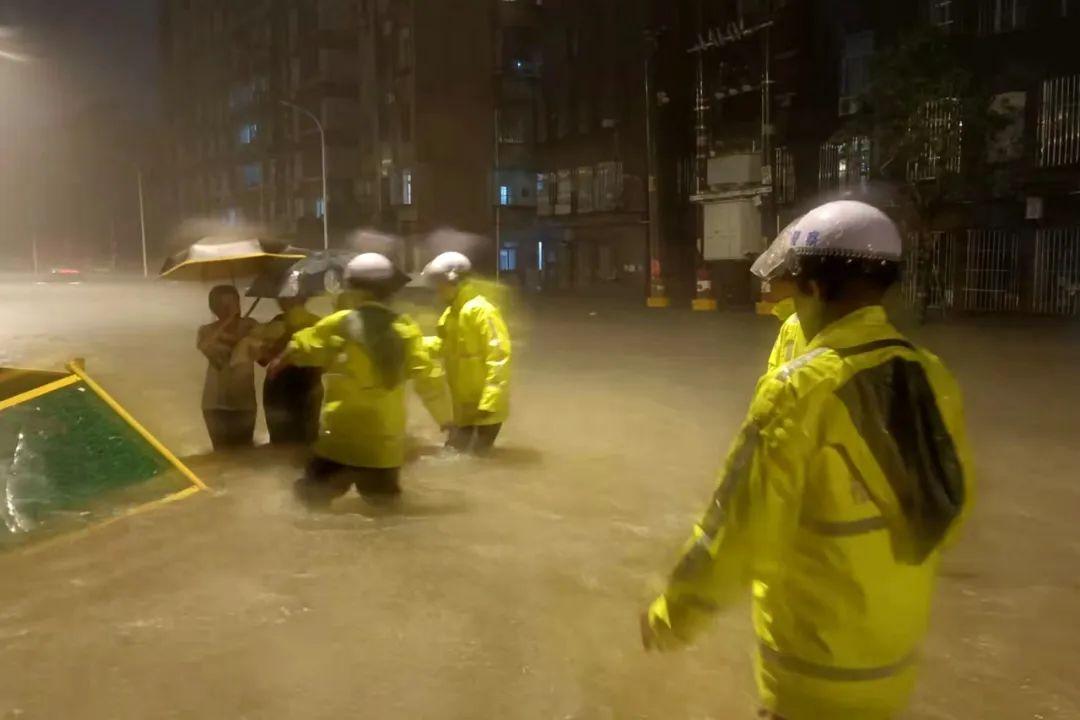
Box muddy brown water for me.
[1,280,1078,719]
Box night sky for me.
[1,0,159,132]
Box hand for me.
[266,355,287,380]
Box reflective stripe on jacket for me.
[649,305,973,720]
[429,281,511,427]
[287,303,451,468]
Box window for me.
[594,162,623,211]
[537,173,554,216]
[555,170,573,214]
[839,32,873,116]
[238,122,259,145]
[499,185,511,206]
[928,0,954,29]
[774,147,796,204]
[242,162,263,188]
[819,136,871,191]
[537,241,545,270]
[575,167,595,213]
[499,247,518,272]
[978,0,1027,35]
[315,197,326,218]
[498,104,533,144]
[907,99,962,181]
[1038,75,1080,167]
[402,169,413,205]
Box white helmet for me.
[422,251,472,283]
[345,252,396,282]
[754,201,902,281]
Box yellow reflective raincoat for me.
[427,281,511,427]
[766,298,807,374]
[647,306,973,720]
[286,303,452,468]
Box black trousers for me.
[294,457,401,508]
[203,409,256,451]
[446,424,502,454]
[263,366,321,445]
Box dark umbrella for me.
[247,250,359,299]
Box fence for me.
[1033,228,1080,316]
[902,228,1080,316]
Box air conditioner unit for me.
[838,96,861,117]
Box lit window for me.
[402,170,413,205]
[499,185,511,206]
[537,241,545,270]
[239,123,259,144]
[499,247,518,272]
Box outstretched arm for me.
[644,405,804,651]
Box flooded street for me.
[1,279,1079,719]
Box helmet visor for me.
[751,217,802,281]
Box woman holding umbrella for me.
[197,285,259,450]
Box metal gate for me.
[903,231,959,311]
[960,229,1021,312]
[1033,228,1080,316]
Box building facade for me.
[161,0,667,289]
[162,0,367,248]
[662,0,1080,314]
[368,0,655,288]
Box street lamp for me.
[280,99,329,251]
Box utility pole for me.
[760,14,776,238]
[281,100,329,251]
[644,29,669,308]
[137,168,149,278]
[494,106,502,281]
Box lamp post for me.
[137,168,148,277]
[280,99,329,250]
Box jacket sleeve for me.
[285,312,347,369]
[422,308,450,357]
[398,316,453,428]
[647,383,805,648]
[471,303,511,414]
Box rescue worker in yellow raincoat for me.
[642,201,974,720]
[421,251,511,454]
[274,253,452,506]
[754,220,808,374]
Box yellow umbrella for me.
[158,237,306,282]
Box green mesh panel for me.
[1,381,192,547]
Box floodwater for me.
[1,278,1079,719]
